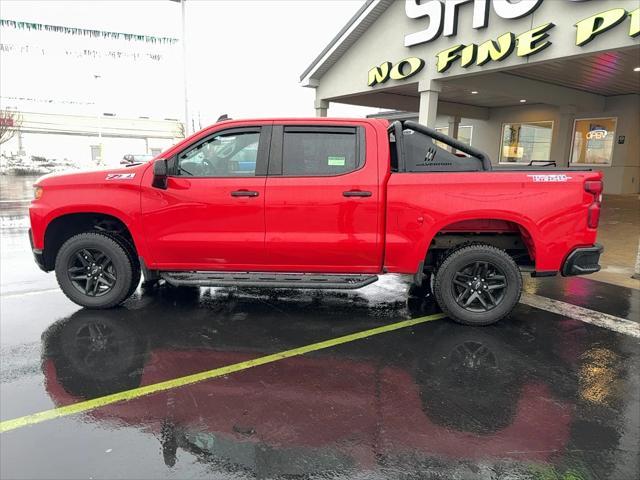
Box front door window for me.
[177,131,260,177]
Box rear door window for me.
[280,127,362,176]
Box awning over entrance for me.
[318,47,639,120]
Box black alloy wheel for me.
[433,243,522,326]
[451,261,507,313]
[68,248,117,297]
[55,232,138,309]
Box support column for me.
[418,80,441,127]
[448,115,461,152]
[315,99,329,118]
[551,105,577,168]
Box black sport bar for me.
[403,120,492,171]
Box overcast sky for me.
[0,0,378,125]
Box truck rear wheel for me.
[433,244,522,326]
[55,232,138,309]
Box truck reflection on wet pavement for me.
[10,283,632,480]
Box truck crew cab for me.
[29,118,603,325]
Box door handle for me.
[343,190,372,197]
[231,190,259,197]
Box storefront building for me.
[301,0,640,193]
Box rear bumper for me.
[561,244,603,277]
[29,229,47,272]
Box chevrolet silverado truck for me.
[28,118,603,325]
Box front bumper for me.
[561,244,603,277]
[29,229,47,272]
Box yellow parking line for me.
[0,312,445,433]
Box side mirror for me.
[152,159,168,189]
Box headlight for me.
[33,186,43,200]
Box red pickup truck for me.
[29,118,603,325]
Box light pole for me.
[93,73,103,165]
[170,0,190,137]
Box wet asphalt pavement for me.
[1,211,640,479]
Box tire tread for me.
[98,231,141,298]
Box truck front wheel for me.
[433,244,522,326]
[55,232,138,309]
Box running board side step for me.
[160,271,379,290]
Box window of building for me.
[177,130,259,177]
[282,128,359,176]
[500,121,553,164]
[570,117,617,166]
[435,125,473,150]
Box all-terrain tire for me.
[55,232,138,309]
[433,244,522,326]
[99,232,141,299]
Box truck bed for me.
[493,165,593,171]
[382,169,601,275]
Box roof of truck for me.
[213,117,390,125]
[162,118,390,159]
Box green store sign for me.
[368,7,639,87]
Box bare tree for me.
[0,109,22,145]
[177,122,186,139]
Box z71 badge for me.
[527,174,572,183]
[106,173,136,180]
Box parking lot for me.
[2,0,640,476]
[1,191,639,480]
